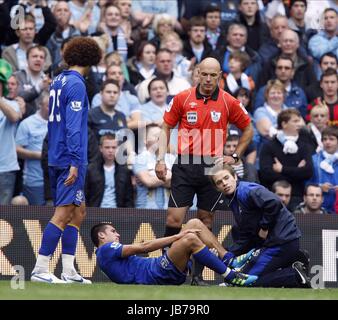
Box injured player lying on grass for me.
[91,218,257,286]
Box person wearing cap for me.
[0,59,23,204]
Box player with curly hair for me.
[31,37,102,284]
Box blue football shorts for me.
[49,165,87,207]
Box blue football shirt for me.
[48,70,88,167]
[96,242,186,285]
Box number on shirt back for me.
[49,89,61,122]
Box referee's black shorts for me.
[168,156,224,212]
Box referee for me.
[155,57,254,285]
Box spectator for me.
[133,124,175,209]
[237,0,270,51]
[182,16,213,65]
[308,126,338,213]
[272,180,292,210]
[88,79,127,143]
[14,45,51,118]
[104,51,131,84]
[6,1,56,46]
[234,86,254,116]
[227,87,258,182]
[97,4,128,63]
[308,8,338,63]
[306,104,330,154]
[213,23,262,84]
[6,74,26,115]
[86,34,111,102]
[46,1,80,69]
[306,68,338,126]
[127,41,156,86]
[10,0,49,32]
[204,4,226,51]
[160,31,192,80]
[224,133,259,182]
[2,13,52,72]
[260,29,317,91]
[149,13,176,50]
[85,133,134,208]
[219,51,255,95]
[253,79,288,146]
[68,0,100,35]
[136,48,191,104]
[0,59,22,204]
[15,90,48,205]
[293,183,331,214]
[259,108,314,210]
[254,55,308,118]
[116,0,148,52]
[258,14,289,64]
[179,0,239,32]
[91,64,141,130]
[305,52,338,101]
[287,0,316,51]
[139,78,168,127]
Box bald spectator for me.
[136,48,191,104]
[260,29,317,91]
[46,1,80,68]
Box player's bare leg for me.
[167,227,258,286]
[163,206,188,251]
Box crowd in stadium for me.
[0,0,337,214]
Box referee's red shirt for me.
[164,86,251,156]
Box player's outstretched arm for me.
[121,229,201,257]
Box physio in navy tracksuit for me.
[211,164,310,288]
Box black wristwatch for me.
[231,153,239,163]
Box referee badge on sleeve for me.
[210,111,221,122]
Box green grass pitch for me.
[1,281,338,300]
